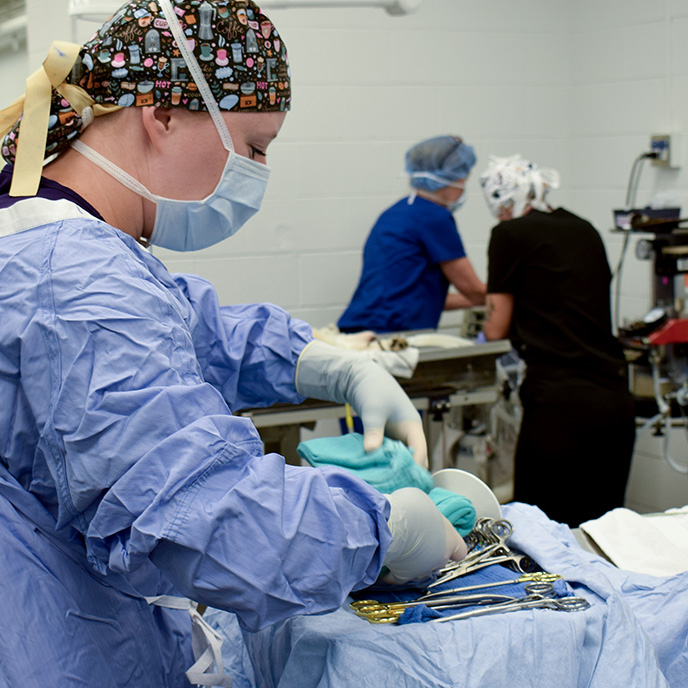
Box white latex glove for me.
[382,488,467,584]
[295,340,428,467]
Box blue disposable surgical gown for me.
[0,193,391,687]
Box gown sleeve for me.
[25,220,391,632]
[171,272,312,411]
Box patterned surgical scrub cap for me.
[0,0,290,196]
[479,155,560,220]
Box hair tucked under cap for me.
[0,0,290,195]
[405,135,476,192]
[479,155,560,220]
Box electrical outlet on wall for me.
[650,134,680,168]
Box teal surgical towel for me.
[297,433,435,494]
[428,487,476,537]
[297,434,476,535]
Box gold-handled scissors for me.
[351,580,561,624]
[351,571,561,611]
[352,592,525,624]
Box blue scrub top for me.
[338,196,467,333]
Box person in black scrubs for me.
[479,156,635,527]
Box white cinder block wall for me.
[2,0,687,508]
[5,1,688,327]
[2,0,575,328]
[570,1,688,325]
[158,0,575,329]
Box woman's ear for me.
[140,107,174,153]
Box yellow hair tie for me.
[0,41,120,197]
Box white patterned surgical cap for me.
[479,155,560,220]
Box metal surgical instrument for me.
[428,549,536,588]
[352,582,560,624]
[432,593,591,624]
[434,518,514,576]
[464,517,514,551]
[417,572,562,601]
[429,518,538,588]
[352,593,518,624]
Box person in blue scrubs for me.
[0,2,466,686]
[338,135,487,334]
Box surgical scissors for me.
[434,520,509,576]
[418,572,562,601]
[352,593,517,624]
[459,519,514,562]
[464,517,513,552]
[432,593,591,624]
[429,549,536,588]
[428,518,534,589]
[352,583,560,624]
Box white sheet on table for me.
[579,506,688,577]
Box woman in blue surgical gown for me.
[0,2,465,686]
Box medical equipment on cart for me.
[615,209,688,474]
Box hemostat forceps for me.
[432,593,591,624]
[464,518,513,552]
[418,572,562,601]
[351,592,517,624]
[429,518,538,589]
[351,583,561,624]
[429,549,536,589]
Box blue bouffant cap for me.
[405,135,477,192]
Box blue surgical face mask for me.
[447,193,467,213]
[71,140,269,251]
[150,152,269,251]
[70,0,271,252]
[154,153,269,251]
[408,172,466,213]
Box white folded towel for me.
[580,506,688,577]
